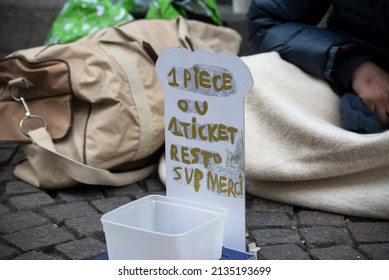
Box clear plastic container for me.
[101,195,227,260]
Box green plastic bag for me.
[45,0,135,44]
[146,0,223,26]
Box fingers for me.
[363,98,389,127]
[375,104,388,126]
[351,61,389,128]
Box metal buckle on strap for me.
[8,77,48,136]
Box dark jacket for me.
[246,0,389,94]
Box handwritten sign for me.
[156,48,253,252]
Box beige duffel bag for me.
[0,17,241,189]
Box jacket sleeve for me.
[246,0,357,86]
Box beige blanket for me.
[243,52,389,220]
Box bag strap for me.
[28,127,157,186]
[99,41,155,161]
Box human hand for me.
[351,61,389,127]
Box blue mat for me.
[95,247,255,260]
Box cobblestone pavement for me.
[1,144,389,260]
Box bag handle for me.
[100,17,194,62]
[28,127,156,186]
[176,16,195,51]
[100,24,159,63]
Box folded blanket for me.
[242,52,389,220]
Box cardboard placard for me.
[156,48,253,252]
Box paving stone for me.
[346,216,378,223]
[0,211,49,234]
[298,210,345,227]
[250,198,293,215]
[102,183,143,197]
[250,228,300,246]
[8,192,55,210]
[358,243,389,260]
[1,166,17,182]
[40,201,98,224]
[310,245,363,260]
[64,214,103,238]
[0,149,14,165]
[91,196,131,213]
[13,250,64,260]
[5,181,41,197]
[2,224,75,251]
[144,177,165,192]
[0,243,19,259]
[259,244,310,260]
[56,188,105,202]
[348,222,389,243]
[0,0,66,56]
[300,226,352,247]
[246,212,296,229]
[0,144,18,150]
[10,149,26,165]
[55,237,106,260]
[0,203,10,216]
